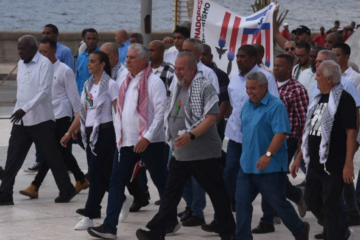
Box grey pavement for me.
[0,118,359,240]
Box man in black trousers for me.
[0,35,76,206]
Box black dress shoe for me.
[0,193,14,206]
[136,229,165,240]
[314,231,324,239]
[251,222,275,234]
[182,216,205,227]
[180,207,192,222]
[201,220,220,233]
[130,199,149,212]
[349,215,360,226]
[177,207,189,217]
[55,187,77,203]
[76,208,101,219]
[154,199,161,205]
[0,166,4,180]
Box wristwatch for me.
[266,151,273,157]
[188,132,196,140]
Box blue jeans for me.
[182,177,206,218]
[235,166,306,240]
[103,142,168,234]
[223,140,242,201]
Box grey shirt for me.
[168,88,222,161]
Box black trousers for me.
[0,120,73,195]
[343,183,360,217]
[146,157,235,238]
[305,167,347,240]
[84,123,116,219]
[32,117,85,189]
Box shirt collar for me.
[239,65,259,78]
[85,46,99,55]
[130,69,145,79]
[27,51,40,64]
[53,59,60,66]
[344,67,353,76]
[120,39,130,47]
[249,91,270,106]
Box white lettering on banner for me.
[191,0,276,78]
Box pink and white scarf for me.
[116,65,152,147]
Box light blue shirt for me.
[56,42,74,72]
[118,39,130,64]
[241,92,290,174]
[76,47,99,95]
[225,65,279,143]
[311,76,360,107]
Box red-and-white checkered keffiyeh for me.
[116,65,152,146]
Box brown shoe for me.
[296,222,310,240]
[19,184,38,199]
[75,178,89,193]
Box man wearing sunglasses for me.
[292,43,311,80]
[284,41,297,67]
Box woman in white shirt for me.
[61,51,119,229]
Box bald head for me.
[253,43,265,64]
[324,32,343,50]
[115,29,128,45]
[148,40,165,65]
[100,42,119,69]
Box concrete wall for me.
[0,30,172,62]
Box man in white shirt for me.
[170,38,220,95]
[87,44,170,239]
[298,46,324,99]
[18,38,88,199]
[292,42,311,80]
[0,35,76,206]
[163,26,190,66]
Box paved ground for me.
[0,117,359,240]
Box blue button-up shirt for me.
[118,39,130,64]
[240,92,290,174]
[56,42,74,72]
[76,47,99,95]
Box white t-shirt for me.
[277,79,290,87]
[85,80,119,127]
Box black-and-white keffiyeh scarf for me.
[111,62,121,80]
[80,71,111,154]
[164,72,219,150]
[301,83,344,174]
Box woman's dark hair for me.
[91,51,111,77]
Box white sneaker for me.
[74,217,94,230]
[119,195,134,223]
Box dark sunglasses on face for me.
[285,47,295,52]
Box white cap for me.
[283,23,289,26]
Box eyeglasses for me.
[285,47,295,52]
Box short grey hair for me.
[128,43,149,62]
[318,50,338,63]
[18,35,38,49]
[176,52,198,71]
[184,38,203,53]
[247,71,268,86]
[319,60,341,84]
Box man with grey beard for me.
[136,51,235,240]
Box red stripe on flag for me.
[220,12,231,41]
[265,29,271,66]
[241,34,248,46]
[229,17,241,54]
[255,31,262,44]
